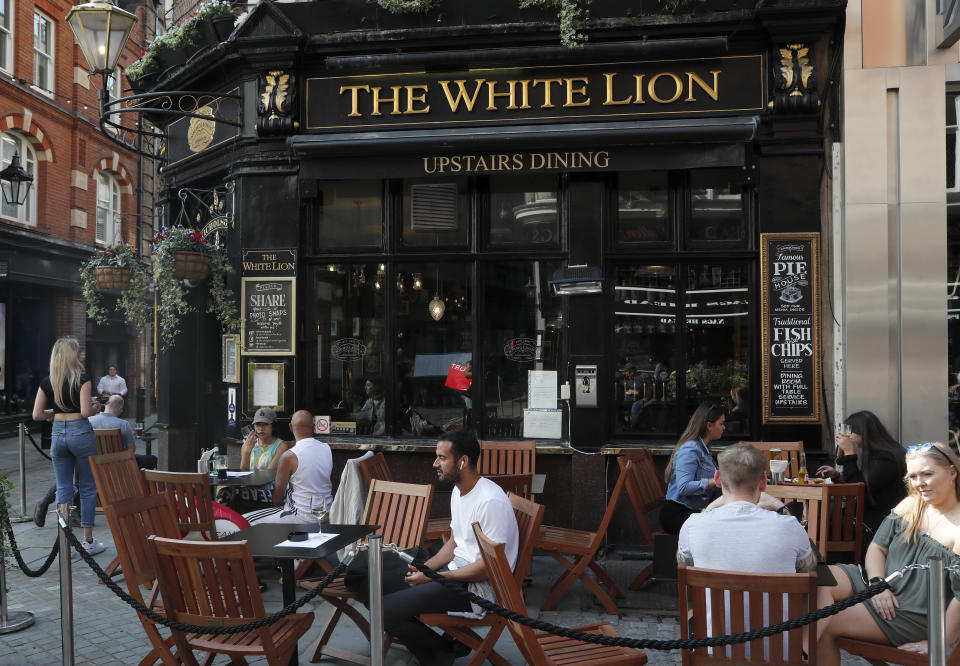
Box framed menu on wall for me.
[760,232,822,423]
[241,277,296,355]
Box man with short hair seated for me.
[383,430,519,666]
[243,409,332,525]
[90,395,157,470]
[677,442,817,573]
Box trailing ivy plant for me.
[79,242,151,331]
[208,251,240,334]
[377,0,442,12]
[519,0,589,48]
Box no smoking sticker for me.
[314,416,331,434]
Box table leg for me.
[280,559,299,666]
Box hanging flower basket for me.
[172,250,211,280]
[94,265,133,291]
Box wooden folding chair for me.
[535,459,632,615]
[421,492,545,666]
[90,450,148,580]
[102,493,185,666]
[301,479,434,665]
[149,536,314,666]
[479,440,536,497]
[476,522,647,665]
[94,428,126,455]
[764,484,830,560]
[486,473,535,498]
[143,470,217,541]
[617,449,667,589]
[678,564,817,665]
[358,451,450,544]
[825,483,865,564]
[740,441,805,479]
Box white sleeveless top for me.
[284,437,333,513]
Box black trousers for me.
[382,580,472,664]
[660,499,697,535]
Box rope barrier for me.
[22,427,51,461]
[0,487,59,577]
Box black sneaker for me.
[33,502,46,528]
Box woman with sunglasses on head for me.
[817,442,960,664]
[660,402,726,534]
[817,410,907,536]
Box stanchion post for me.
[929,556,946,666]
[57,502,75,666]
[368,534,384,666]
[17,424,26,517]
[0,509,34,634]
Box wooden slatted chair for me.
[617,449,667,589]
[143,470,217,542]
[421,491,545,666]
[825,483,865,564]
[102,493,186,666]
[836,637,960,665]
[764,484,830,560]
[535,460,632,615]
[479,440,536,496]
[90,450,148,581]
[486,473,535,499]
[358,451,451,544]
[476,522,647,665]
[678,564,817,665]
[739,441,805,480]
[94,428,126,455]
[302,479,434,665]
[149,535,314,666]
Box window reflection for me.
[688,170,745,244]
[613,265,678,434]
[488,176,560,247]
[483,261,564,437]
[615,172,670,244]
[315,180,383,250]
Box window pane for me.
[948,94,959,128]
[687,170,745,245]
[613,265,679,434]
[950,131,957,191]
[482,261,564,438]
[396,262,472,435]
[402,178,469,248]
[615,171,670,244]
[307,263,386,436]
[488,175,559,248]
[315,180,382,250]
[684,263,751,435]
[96,206,107,242]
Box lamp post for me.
[66,0,137,77]
[0,152,33,208]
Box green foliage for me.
[0,477,13,561]
[377,0,442,12]
[519,0,589,48]
[79,242,151,330]
[153,250,191,349]
[193,0,235,19]
[659,0,708,11]
[208,251,240,334]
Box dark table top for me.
[210,468,277,488]
[222,522,378,560]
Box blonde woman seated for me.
[817,441,960,665]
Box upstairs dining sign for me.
[760,233,822,424]
[305,54,765,130]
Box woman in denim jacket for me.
[660,402,726,534]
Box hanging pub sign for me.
[241,277,296,356]
[760,233,822,423]
[241,248,297,276]
[305,55,765,131]
[165,88,241,165]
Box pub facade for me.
[153,0,844,531]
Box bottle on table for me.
[797,451,808,484]
[251,441,263,470]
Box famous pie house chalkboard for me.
[760,233,822,423]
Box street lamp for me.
[0,152,33,207]
[65,0,137,75]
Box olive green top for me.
[838,513,960,645]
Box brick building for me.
[0,0,157,432]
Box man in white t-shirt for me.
[677,443,817,659]
[96,365,127,397]
[383,430,519,666]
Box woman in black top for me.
[31,337,104,555]
[817,410,907,537]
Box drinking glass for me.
[308,496,328,532]
[840,423,853,437]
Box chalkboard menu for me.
[760,233,822,423]
[241,277,296,355]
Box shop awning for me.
[292,116,758,178]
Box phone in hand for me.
[241,425,252,438]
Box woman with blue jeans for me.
[31,337,104,555]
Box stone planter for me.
[171,251,211,280]
[94,266,132,291]
[126,70,159,94]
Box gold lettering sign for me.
[421,150,610,175]
[187,105,216,153]
[307,56,764,130]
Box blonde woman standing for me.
[31,337,103,555]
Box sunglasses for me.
[906,442,952,464]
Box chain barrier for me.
[0,485,59,577]
[22,426,51,461]
[402,548,903,651]
[62,523,348,635]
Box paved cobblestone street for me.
[0,428,867,664]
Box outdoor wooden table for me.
[767,481,831,557]
[223,522,377,666]
[209,468,277,488]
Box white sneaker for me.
[80,538,106,556]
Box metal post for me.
[929,556,947,666]
[17,424,26,517]
[368,534,384,666]
[57,503,74,666]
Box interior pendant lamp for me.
[428,268,445,321]
[0,152,34,207]
[66,0,137,75]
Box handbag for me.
[344,545,430,605]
